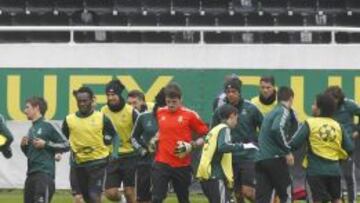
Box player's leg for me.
[136,164,152,203]
[151,162,171,203]
[307,175,332,203]
[200,179,231,203]
[32,173,56,203]
[341,158,356,203]
[171,165,191,203]
[232,162,244,203]
[70,166,84,203]
[104,160,122,201]
[255,160,275,203]
[122,157,137,203]
[24,175,34,203]
[267,158,291,203]
[87,163,107,203]
[240,160,256,202]
[75,166,91,203]
[327,176,342,203]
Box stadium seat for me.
[346,0,360,13]
[336,32,360,43]
[246,12,274,26]
[114,0,143,15]
[128,14,158,26]
[54,0,83,15]
[188,14,215,26]
[201,0,230,15]
[259,0,289,15]
[277,13,304,26]
[217,13,245,26]
[288,0,316,15]
[98,13,127,25]
[262,32,291,43]
[232,0,258,14]
[0,14,11,25]
[204,32,233,43]
[71,10,98,25]
[84,0,114,14]
[172,32,200,43]
[109,32,142,42]
[13,13,42,25]
[26,0,54,14]
[0,0,25,14]
[159,13,186,26]
[335,13,360,26]
[318,0,346,14]
[143,0,171,15]
[173,0,200,15]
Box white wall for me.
[0,44,359,69]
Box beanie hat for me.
[105,79,125,97]
[224,78,242,93]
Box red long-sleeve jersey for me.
[155,106,209,167]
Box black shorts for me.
[75,162,107,201]
[151,162,192,203]
[233,160,256,188]
[70,166,81,196]
[136,164,152,201]
[24,172,55,203]
[307,175,341,202]
[200,179,231,203]
[105,156,137,189]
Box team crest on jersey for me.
[241,109,247,115]
[37,128,42,135]
[146,120,152,127]
[178,116,183,123]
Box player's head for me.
[73,86,94,115]
[164,82,182,112]
[218,104,238,129]
[224,78,242,105]
[259,76,276,100]
[312,93,337,117]
[324,86,345,107]
[24,96,48,120]
[105,79,125,111]
[153,87,166,116]
[277,86,294,107]
[127,89,146,111]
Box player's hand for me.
[243,143,259,150]
[55,153,62,162]
[174,141,192,158]
[32,138,46,149]
[285,153,294,166]
[148,134,159,153]
[352,131,359,139]
[139,148,148,157]
[21,136,29,146]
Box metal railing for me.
[0,25,359,43]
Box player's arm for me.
[46,123,70,153]
[61,119,70,140]
[341,125,354,155]
[288,122,309,151]
[253,106,263,130]
[130,114,148,155]
[217,127,246,153]
[132,109,139,124]
[288,108,299,139]
[189,111,209,148]
[103,115,120,146]
[271,108,291,153]
[0,116,14,149]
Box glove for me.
[174,141,192,158]
[243,143,259,150]
[139,148,148,157]
[148,134,159,153]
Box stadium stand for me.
[0,0,358,43]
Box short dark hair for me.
[164,83,182,99]
[277,86,294,102]
[260,76,275,86]
[73,86,94,99]
[218,104,238,121]
[128,90,145,102]
[316,93,337,117]
[324,86,345,106]
[26,97,48,116]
